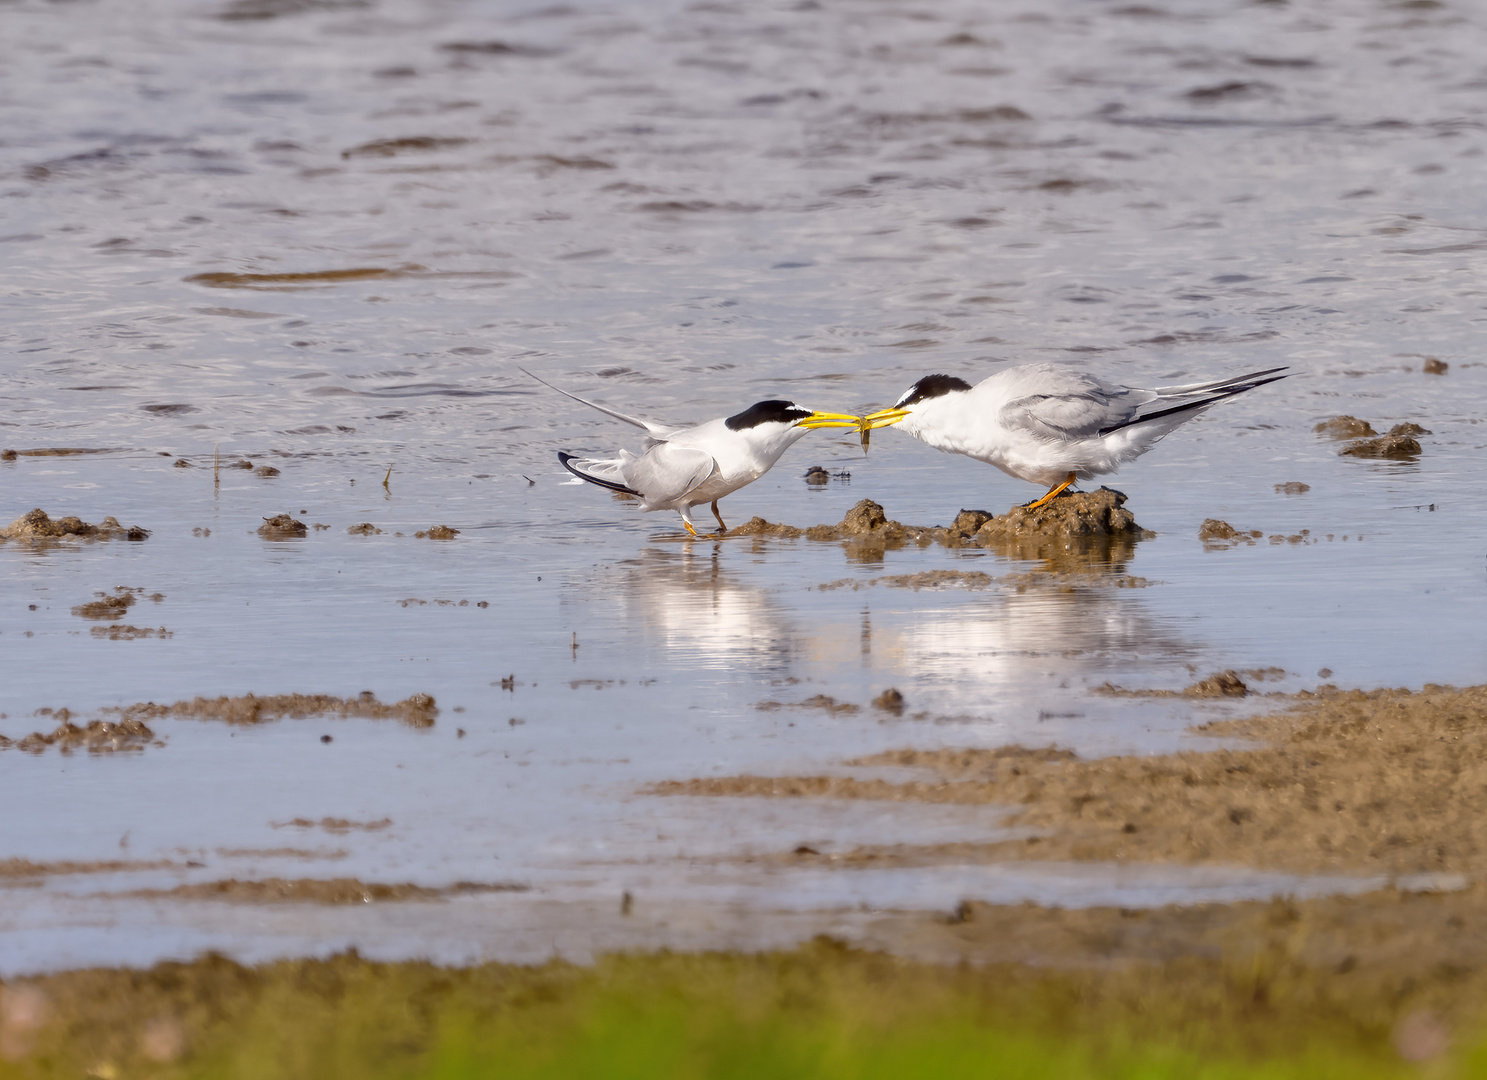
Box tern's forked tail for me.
[1098,368,1290,437]
[558,452,640,496]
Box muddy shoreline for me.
[655,682,1487,879]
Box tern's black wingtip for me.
[557,451,642,496]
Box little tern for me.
[858,364,1289,508]
[526,369,860,537]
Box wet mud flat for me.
[636,682,1487,1053]
[0,692,441,755]
[655,681,1487,879]
[3,686,1487,1074]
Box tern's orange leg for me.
[1024,472,1077,511]
[711,500,728,534]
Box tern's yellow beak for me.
[794,411,863,430]
[859,407,911,430]
[856,407,911,451]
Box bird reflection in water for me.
[587,530,1198,715]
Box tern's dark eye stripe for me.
[725,400,811,430]
[894,374,972,408]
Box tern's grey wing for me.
[621,443,716,506]
[999,385,1154,441]
[521,367,677,440]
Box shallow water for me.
[2,0,1485,972]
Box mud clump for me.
[1184,670,1248,698]
[972,488,1145,542]
[2,716,158,755]
[1341,434,1421,459]
[90,624,172,641]
[1096,667,1285,698]
[118,691,439,729]
[1275,481,1310,495]
[728,494,1148,571]
[947,509,993,539]
[1316,415,1429,459]
[1,509,149,542]
[726,502,931,547]
[872,688,906,715]
[1314,415,1377,439]
[1198,519,1262,548]
[416,525,459,539]
[258,513,307,538]
[837,500,890,535]
[133,877,526,904]
[1389,422,1432,437]
[348,522,383,535]
[728,517,805,539]
[966,491,1151,573]
[73,592,137,620]
[254,465,280,478]
[755,695,859,716]
[274,816,393,833]
[1423,357,1449,375]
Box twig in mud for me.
[383,464,393,492]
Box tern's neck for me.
[772,424,813,456]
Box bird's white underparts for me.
[524,369,860,537]
[857,364,1290,510]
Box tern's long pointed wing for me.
[622,444,716,505]
[999,387,1147,441]
[1150,366,1289,398]
[520,367,677,440]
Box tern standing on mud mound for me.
[858,364,1290,509]
[525,369,861,537]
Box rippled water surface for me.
[2,0,1486,971]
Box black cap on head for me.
[725,400,813,431]
[894,374,972,409]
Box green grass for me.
[0,940,1473,1079]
